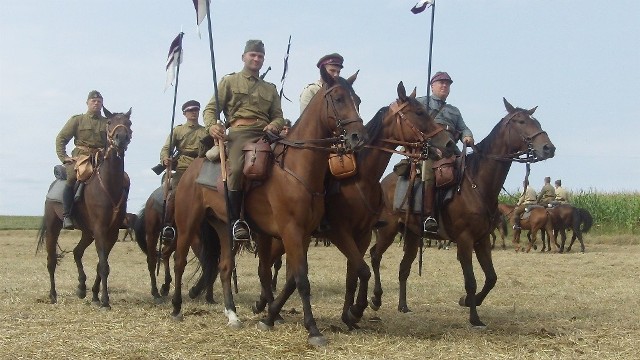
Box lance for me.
[279,35,292,102]
[156,31,184,276]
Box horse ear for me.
[397,81,407,101]
[527,106,538,115]
[410,87,417,98]
[346,70,359,85]
[103,107,113,118]
[125,107,132,117]
[503,98,515,113]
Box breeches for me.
[64,163,77,185]
[513,205,527,221]
[227,128,264,190]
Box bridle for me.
[104,118,132,160]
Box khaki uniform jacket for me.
[160,122,208,172]
[417,95,473,143]
[517,186,538,206]
[537,183,556,205]
[55,112,107,163]
[555,186,570,203]
[203,69,285,131]
[299,80,322,114]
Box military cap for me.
[555,179,562,186]
[544,176,551,182]
[87,90,103,100]
[244,39,265,54]
[316,53,344,69]
[182,100,200,112]
[430,71,453,84]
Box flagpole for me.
[158,32,184,276]
[279,35,292,101]
[203,0,237,292]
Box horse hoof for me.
[308,335,328,348]
[100,305,112,312]
[397,305,411,313]
[227,319,243,329]
[153,297,164,305]
[369,297,381,311]
[458,296,467,307]
[347,308,362,324]
[274,314,285,325]
[76,289,87,299]
[256,320,273,331]
[172,312,184,322]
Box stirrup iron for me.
[161,225,176,244]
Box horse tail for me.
[199,220,221,290]
[133,207,148,254]
[35,211,47,255]
[578,208,593,233]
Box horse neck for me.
[358,139,395,183]
[468,137,515,201]
[96,150,126,195]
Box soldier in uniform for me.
[55,90,108,229]
[159,100,208,237]
[537,176,556,207]
[554,179,569,204]
[204,39,285,240]
[299,53,344,113]
[513,179,537,230]
[417,71,474,232]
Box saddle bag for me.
[74,154,94,181]
[432,155,456,188]
[328,152,357,179]
[243,139,273,180]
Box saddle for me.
[520,204,544,220]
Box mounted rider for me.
[55,90,108,229]
[513,179,537,230]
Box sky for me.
[1,0,639,216]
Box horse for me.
[489,204,509,249]
[36,109,132,308]
[252,82,456,331]
[543,204,593,253]
[499,203,557,252]
[133,191,215,303]
[171,68,367,347]
[119,212,137,241]
[369,98,555,327]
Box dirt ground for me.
[1,230,639,359]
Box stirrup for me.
[62,216,74,230]
[232,220,250,241]
[161,225,176,244]
[423,216,438,233]
[512,224,521,230]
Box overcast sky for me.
[1,0,639,216]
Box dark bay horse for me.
[499,203,557,252]
[171,69,367,346]
[543,204,593,252]
[37,109,132,308]
[253,82,455,331]
[370,98,555,327]
[119,212,137,241]
[133,192,214,303]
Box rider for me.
[417,71,474,232]
[554,179,570,204]
[159,100,208,239]
[299,53,344,114]
[55,90,108,230]
[537,176,556,207]
[204,39,285,240]
[513,179,537,230]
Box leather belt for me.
[231,118,260,127]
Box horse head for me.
[317,65,367,151]
[103,107,133,154]
[391,81,456,159]
[499,98,555,161]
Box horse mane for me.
[357,106,388,162]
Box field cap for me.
[244,39,265,54]
[316,53,344,69]
[545,176,551,182]
[182,100,200,112]
[87,90,103,100]
[430,71,453,85]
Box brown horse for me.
[36,109,132,308]
[370,98,555,327]
[133,191,214,303]
[119,212,137,241]
[543,204,593,252]
[489,209,509,250]
[253,82,456,331]
[171,69,367,346]
[499,203,557,252]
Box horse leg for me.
[45,219,62,304]
[456,240,485,328]
[511,229,522,252]
[272,255,282,292]
[472,236,497,307]
[213,223,241,328]
[171,223,194,320]
[144,224,162,301]
[160,244,174,297]
[369,220,397,311]
[90,230,118,309]
[73,231,93,299]
[398,232,419,313]
[253,236,278,314]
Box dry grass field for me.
[1,230,639,359]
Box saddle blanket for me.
[150,186,165,214]
[393,177,423,214]
[45,179,66,203]
[195,159,222,189]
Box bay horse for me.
[36,109,132,308]
[499,203,557,252]
[119,212,137,241]
[543,204,593,252]
[253,82,456,331]
[370,98,555,327]
[171,69,367,347]
[133,192,215,303]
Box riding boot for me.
[228,190,249,241]
[62,184,75,230]
[513,215,522,230]
[422,182,438,233]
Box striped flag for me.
[164,33,183,91]
[193,0,207,25]
[411,0,433,14]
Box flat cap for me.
[244,39,265,54]
[430,71,453,84]
[316,53,344,69]
[182,100,200,112]
[87,90,103,100]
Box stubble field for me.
[1,230,639,359]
